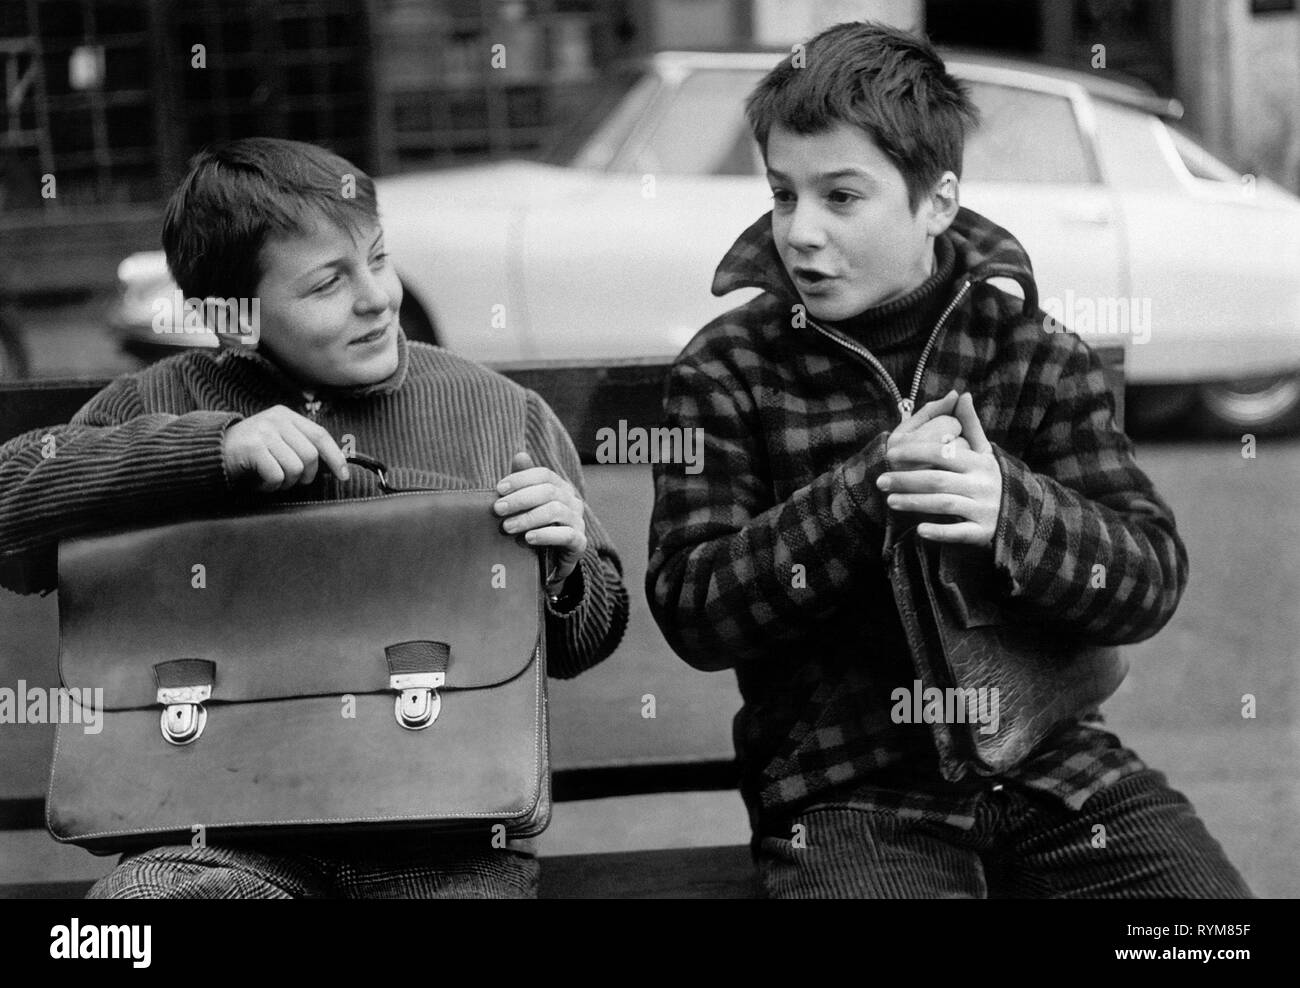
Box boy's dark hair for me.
[161,137,377,301]
[746,21,978,212]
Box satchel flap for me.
[892,525,1128,779]
[58,490,541,711]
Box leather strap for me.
[384,641,450,676]
[345,454,395,492]
[345,454,442,494]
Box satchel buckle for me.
[390,672,444,730]
[157,684,211,745]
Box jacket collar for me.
[710,206,1039,316]
[216,325,412,405]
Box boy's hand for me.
[887,391,973,473]
[877,393,1002,547]
[495,451,588,591]
[887,390,969,460]
[222,405,350,492]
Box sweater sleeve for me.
[0,373,242,594]
[645,357,894,672]
[987,336,1188,645]
[523,389,629,679]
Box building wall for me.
[1173,1,1300,192]
[643,0,745,48]
[751,0,921,45]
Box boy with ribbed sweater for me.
[0,138,629,897]
[646,22,1249,898]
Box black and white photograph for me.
[0,0,1294,954]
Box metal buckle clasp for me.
[390,672,444,730]
[157,684,211,745]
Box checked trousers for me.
[86,838,539,899]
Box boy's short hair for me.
[161,137,377,301]
[746,21,978,213]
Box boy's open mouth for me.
[793,267,835,289]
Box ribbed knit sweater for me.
[821,234,956,399]
[0,330,629,680]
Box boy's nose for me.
[784,203,827,252]
[354,270,393,315]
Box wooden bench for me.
[0,350,1123,898]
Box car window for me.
[1165,125,1243,183]
[621,68,766,176]
[1088,98,1180,188]
[566,71,662,170]
[962,81,1095,184]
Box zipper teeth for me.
[809,278,972,419]
[908,279,971,406]
[811,321,902,406]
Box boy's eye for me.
[369,251,389,267]
[828,189,861,205]
[770,188,794,204]
[313,274,341,293]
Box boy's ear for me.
[923,171,960,237]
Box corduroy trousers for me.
[755,769,1252,899]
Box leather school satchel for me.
[47,456,550,853]
[883,515,1128,782]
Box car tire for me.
[398,288,437,346]
[1193,374,1300,437]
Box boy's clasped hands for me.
[876,389,1003,548]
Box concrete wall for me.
[751,0,922,45]
[1174,3,1300,192]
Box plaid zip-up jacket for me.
[646,207,1186,832]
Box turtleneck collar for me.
[820,233,957,351]
[216,326,412,406]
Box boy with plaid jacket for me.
[645,22,1250,898]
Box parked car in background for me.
[111,51,1300,434]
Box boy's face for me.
[765,122,956,321]
[252,214,402,389]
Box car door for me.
[1085,98,1300,385]
[953,66,1125,323]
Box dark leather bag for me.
[47,457,550,853]
[883,515,1128,782]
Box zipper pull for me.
[898,398,914,418]
[303,391,322,421]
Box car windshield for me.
[621,68,765,174]
[544,67,654,168]
[569,65,766,175]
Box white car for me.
[112,51,1300,434]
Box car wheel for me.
[398,288,437,345]
[1194,374,1300,436]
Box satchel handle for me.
[344,454,446,494]
[345,454,395,493]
